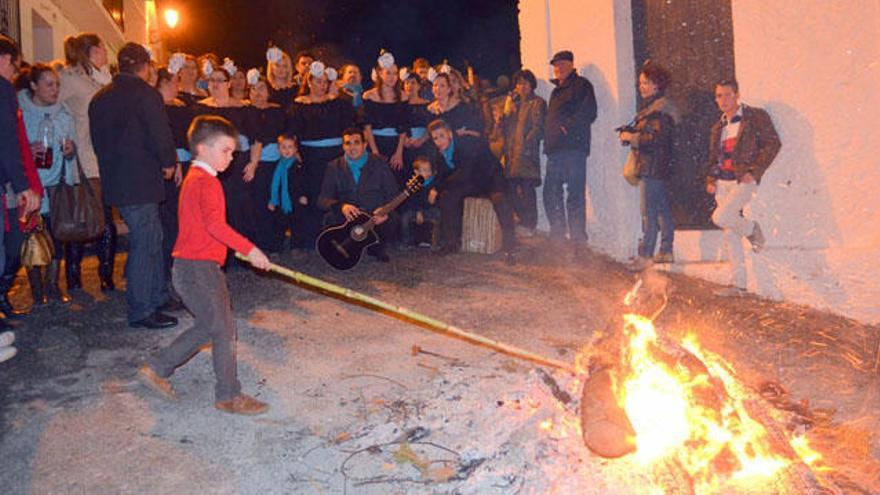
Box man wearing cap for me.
[89,43,179,329]
[543,50,597,253]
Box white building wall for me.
[519,0,641,258]
[731,1,880,323]
[18,0,147,64]
[520,0,880,324]
[19,0,78,63]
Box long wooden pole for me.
[236,253,577,373]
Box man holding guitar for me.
[318,128,401,264]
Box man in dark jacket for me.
[705,79,781,296]
[89,43,179,329]
[427,119,516,264]
[318,128,399,262]
[543,50,597,249]
[0,35,41,332]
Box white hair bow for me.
[266,46,283,64]
[377,51,395,70]
[223,57,237,76]
[427,67,438,82]
[309,60,326,78]
[168,53,185,75]
[202,60,214,76]
[246,68,260,86]
[399,67,409,81]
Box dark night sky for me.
[158,0,522,80]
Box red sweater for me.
[4,109,45,232]
[173,165,254,266]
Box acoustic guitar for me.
[316,174,425,270]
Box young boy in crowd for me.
[266,133,299,253]
[138,115,272,416]
[400,156,440,248]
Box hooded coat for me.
[18,90,77,213]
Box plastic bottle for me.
[37,113,54,169]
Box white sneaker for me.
[0,331,14,348]
[0,345,16,364]
[713,287,746,297]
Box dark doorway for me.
[631,0,736,229]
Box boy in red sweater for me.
[138,115,271,415]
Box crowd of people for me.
[0,33,781,414]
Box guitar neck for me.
[363,187,418,231]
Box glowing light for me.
[164,8,179,29]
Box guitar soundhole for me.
[351,225,366,242]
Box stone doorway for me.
[631,0,736,229]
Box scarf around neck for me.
[345,153,369,184]
[269,156,297,214]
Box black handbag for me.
[48,152,105,242]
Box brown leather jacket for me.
[503,94,546,181]
[705,104,781,186]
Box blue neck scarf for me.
[345,153,369,184]
[344,83,364,108]
[442,138,456,170]
[269,156,297,214]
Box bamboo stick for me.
[236,253,577,373]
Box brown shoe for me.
[137,365,177,401]
[215,394,268,416]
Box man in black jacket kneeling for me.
[318,128,399,262]
[427,119,516,265]
[89,43,179,329]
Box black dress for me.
[287,98,356,248]
[193,103,261,250]
[362,99,408,185]
[268,85,297,107]
[160,101,194,282]
[252,104,289,253]
[433,101,485,137]
[177,91,204,108]
[404,103,435,172]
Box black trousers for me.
[437,174,516,251]
[149,259,240,402]
[508,177,539,230]
[294,145,341,249]
[251,160,291,253]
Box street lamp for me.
[164,8,179,29]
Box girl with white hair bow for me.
[361,51,409,183]
[287,60,356,250]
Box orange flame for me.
[612,313,823,491]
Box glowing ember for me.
[612,312,822,492]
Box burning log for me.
[575,273,835,493]
[579,366,636,458]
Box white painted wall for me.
[731,1,880,323]
[18,0,147,64]
[518,0,641,258]
[19,0,78,63]
[520,0,880,324]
